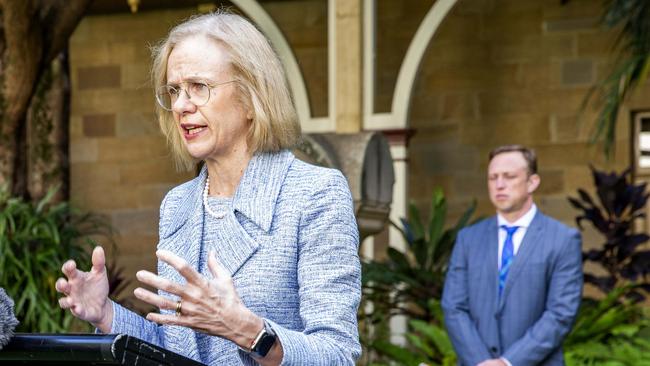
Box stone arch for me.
[230,0,320,130]
[363,0,458,129]
[392,0,458,128]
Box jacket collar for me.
[163,150,294,238]
[232,149,294,232]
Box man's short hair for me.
[488,145,537,175]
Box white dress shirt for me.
[497,204,537,269]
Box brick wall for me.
[407,0,650,235]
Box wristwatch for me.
[247,319,277,358]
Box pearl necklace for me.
[203,176,226,219]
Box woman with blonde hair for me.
[56,10,361,365]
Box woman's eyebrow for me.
[166,76,212,85]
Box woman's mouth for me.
[181,124,207,139]
[186,126,206,135]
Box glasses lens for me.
[155,83,210,110]
[187,82,210,106]
[155,85,177,110]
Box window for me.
[632,110,650,233]
[633,111,650,173]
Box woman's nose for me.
[171,90,196,114]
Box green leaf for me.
[409,319,454,356]
[408,202,425,241]
[387,247,412,272]
[611,324,640,337]
[405,333,435,358]
[426,188,446,265]
[371,339,428,366]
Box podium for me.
[0,333,206,365]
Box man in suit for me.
[442,145,583,366]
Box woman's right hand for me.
[55,246,113,333]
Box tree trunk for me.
[0,0,90,200]
[27,52,70,202]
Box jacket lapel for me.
[498,211,544,310]
[232,150,294,233]
[210,215,261,277]
[217,150,293,276]
[485,217,500,307]
[160,167,206,273]
[156,169,206,360]
[159,150,294,278]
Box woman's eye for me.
[190,82,207,93]
[167,87,180,96]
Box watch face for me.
[253,332,276,357]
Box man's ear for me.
[528,173,541,193]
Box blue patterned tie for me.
[499,225,519,296]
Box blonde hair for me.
[151,10,301,171]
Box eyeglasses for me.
[155,80,235,111]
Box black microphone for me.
[0,288,19,350]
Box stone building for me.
[69,0,647,308]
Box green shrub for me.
[0,186,114,332]
[370,300,457,366]
[564,286,650,365]
[362,188,476,322]
[360,188,475,364]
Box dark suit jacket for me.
[442,211,582,366]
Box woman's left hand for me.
[133,250,263,349]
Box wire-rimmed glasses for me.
[155,80,236,111]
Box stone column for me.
[331,0,362,133]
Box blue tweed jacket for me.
[109,150,362,365]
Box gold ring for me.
[175,300,182,316]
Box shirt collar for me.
[497,203,537,229]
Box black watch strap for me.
[250,320,277,358]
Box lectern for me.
[0,333,206,365]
